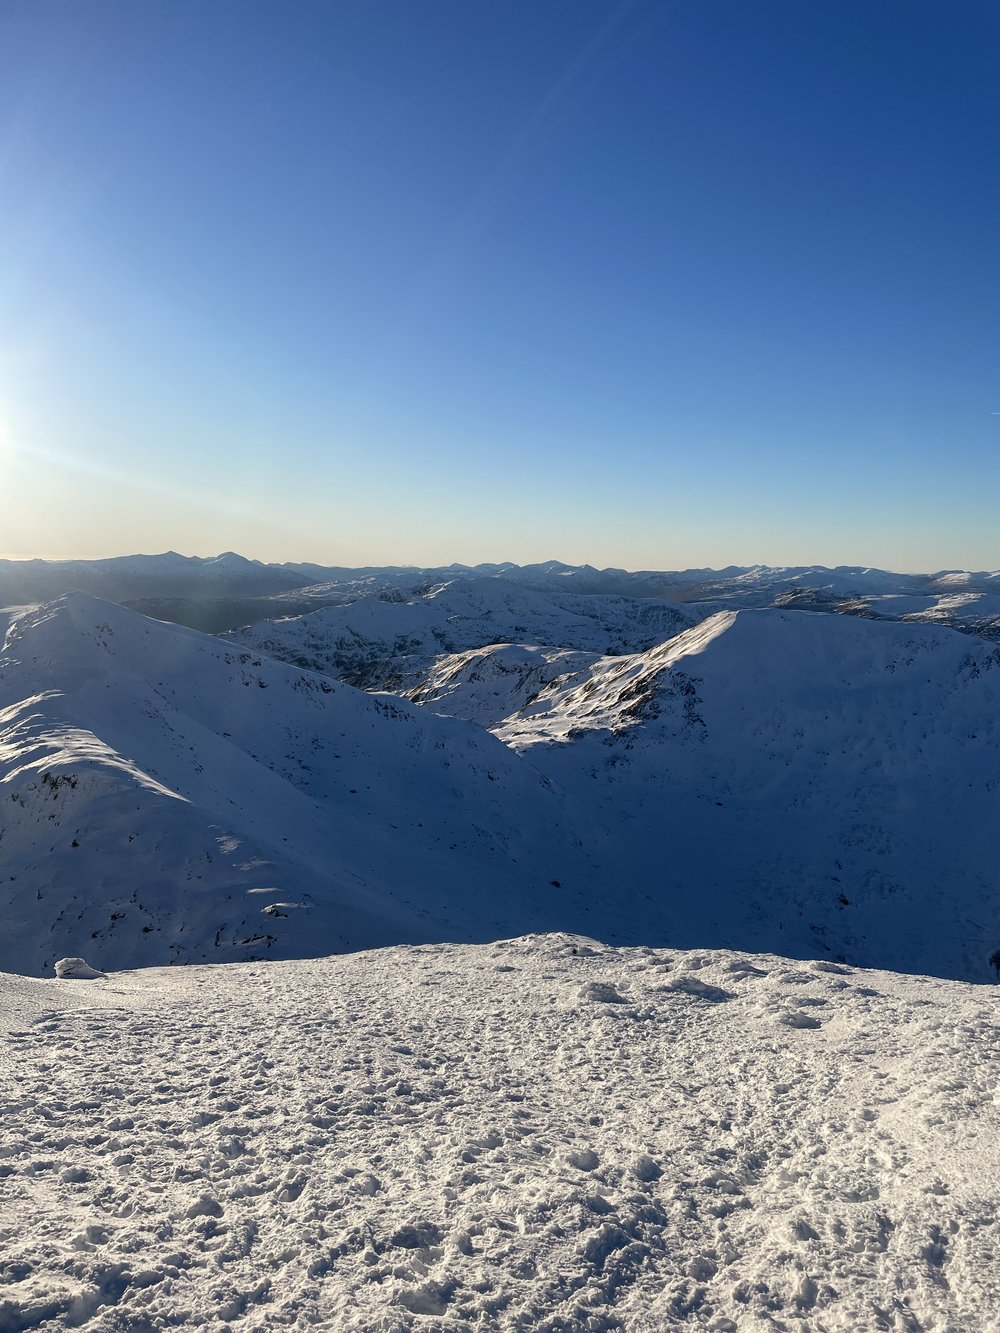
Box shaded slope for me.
[0,596,626,975]
[4,597,1000,981]
[464,611,1000,981]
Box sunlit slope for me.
[226,576,699,688]
[405,643,603,727]
[0,596,621,975]
[472,610,1000,981]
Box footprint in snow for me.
[725,960,769,978]
[630,1153,662,1182]
[578,981,627,1004]
[185,1194,224,1219]
[659,976,734,1003]
[350,1173,381,1196]
[779,1010,823,1030]
[275,1171,307,1202]
[567,1148,600,1172]
[390,1221,443,1250]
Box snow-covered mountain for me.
[4,935,998,1331]
[3,594,999,981]
[6,553,1000,640]
[859,590,1000,638]
[225,577,700,689]
[0,594,646,976]
[406,643,604,728]
[270,559,1000,606]
[420,610,1000,982]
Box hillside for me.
[3,597,999,981]
[406,643,603,728]
[431,611,1000,981]
[225,577,699,689]
[0,595,629,976]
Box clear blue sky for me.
[1,0,998,570]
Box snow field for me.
[2,935,997,1330]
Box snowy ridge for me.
[225,577,699,690]
[2,935,997,1330]
[0,595,636,976]
[407,644,604,728]
[458,610,1000,982]
[6,555,1000,643]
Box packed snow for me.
[2,936,997,1331]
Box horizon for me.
[2,1,999,569]
[1,547,997,580]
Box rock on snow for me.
[1,935,997,1330]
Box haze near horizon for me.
[2,0,998,569]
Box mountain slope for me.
[4,597,999,981]
[406,643,603,728]
[438,611,1000,981]
[226,577,699,688]
[0,595,633,976]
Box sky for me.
[1,0,998,572]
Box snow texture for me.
[1,935,997,1331]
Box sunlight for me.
[0,414,16,487]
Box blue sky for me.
[1,0,998,570]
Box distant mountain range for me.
[3,553,1000,635]
[0,551,308,603]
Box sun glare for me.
[0,416,15,478]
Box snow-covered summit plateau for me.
[2,935,997,1330]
